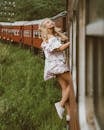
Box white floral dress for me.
[41,36,70,81]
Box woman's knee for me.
[60,72,71,84]
[61,80,70,91]
[56,75,68,89]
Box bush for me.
[0,44,12,65]
[0,43,66,130]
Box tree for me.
[15,0,66,21]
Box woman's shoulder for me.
[48,36,60,42]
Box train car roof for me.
[0,20,44,26]
[0,22,13,26]
[51,11,67,20]
[24,19,44,25]
[13,21,29,26]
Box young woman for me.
[39,18,71,121]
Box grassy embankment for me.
[0,42,66,130]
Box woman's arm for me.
[56,31,68,41]
[59,42,70,51]
[54,42,70,52]
[55,28,68,41]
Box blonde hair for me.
[39,18,61,42]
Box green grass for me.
[0,42,66,130]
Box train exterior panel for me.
[6,26,12,41]
[22,25,32,46]
[11,26,22,43]
[1,26,7,40]
[0,26,3,39]
[0,26,1,39]
[33,25,42,48]
[0,11,66,49]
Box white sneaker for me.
[55,102,65,119]
[66,115,70,121]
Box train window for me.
[18,31,20,35]
[93,39,104,129]
[16,30,20,36]
[33,30,38,38]
[10,29,19,36]
[86,37,104,129]
[86,2,104,127]
[86,0,104,24]
[24,30,31,37]
[35,32,38,36]
[38,31,41,38]
[33,30,40,38]
[8,29,12,34]
[16,31,18,35]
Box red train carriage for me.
[5,26,12,41]
[0,25,2,39]
[33,24,42,48]
[0,11,66,49]
[0,26,4,39]
[11,26,22,43]
[0,23,12,41]
[0,25,22,43]
[22,25,32,46]
[23,19,44,48]
[1,26,7,40]
[1,26,9,40]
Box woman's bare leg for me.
[60,71,78,123]
[56,74,70,116]
[62,93,70,117]
[59,71,71,83]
